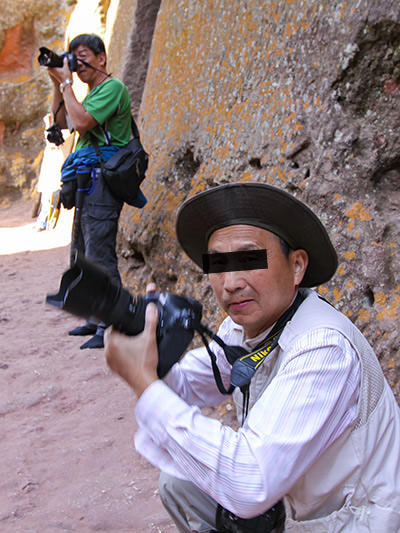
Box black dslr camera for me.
[46,252,203,378]
[46,124,65,146]
[38,46,78,72]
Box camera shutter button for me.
[59,79,73,93]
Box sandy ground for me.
[0,200,177,532]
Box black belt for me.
[216,499,285,533]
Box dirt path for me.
[0,200,176,532]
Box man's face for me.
[208,225,308,339]
[72,45,106,85]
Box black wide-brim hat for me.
[176,182,338,287]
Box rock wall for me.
[0,0,77,199]
[1,0,399,398]
[0,0,121,201]
[119,0,400,398]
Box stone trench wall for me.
[1,0,398,398]
[0,0,123,201]
[0,0,77,199]
[118,0,400,399]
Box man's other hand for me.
[105,302,159,397]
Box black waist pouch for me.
[216,500,285,533]
[90,116,148,206]
[60,179,77,209]
[102,138,148,205]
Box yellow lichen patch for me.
[346,279,355,289]
[340,2,347,20]
[388,359,395,369]
[376,296,400,321]
[317,286,329,295]
[376,309,385,321]
[357,309,370,322]
[333,287,343,302]
[388,296,400,319]
[344,251,356,260]
[346,201,371,221]
[337,265,346,275]
[240,170,253,182]
[375,291,387,307]
[32,150,44,173]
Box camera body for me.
[38,47,78,72]
[46,124,65,146]
[46,252,203,377]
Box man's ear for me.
[98,52,107,68]
[291,249,309,286]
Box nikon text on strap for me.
[197,291,305,397]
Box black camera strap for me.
[53,99,64,122]
[197,291,305,415]
[78,57,111,78]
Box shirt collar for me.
[231,321,275,351]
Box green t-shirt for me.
[75,77,131,150]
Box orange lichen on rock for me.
[344,251,356,260]
[346,201,371,221]
[357,309,370,322]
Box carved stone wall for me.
[119,0,400,398]
[0,0,119,200]
[0,0,77,199]
[1,0,399,398]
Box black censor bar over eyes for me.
[202,249,268,274]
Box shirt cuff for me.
[135,380,190,446]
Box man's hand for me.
[104,300,159,398]
[48,56,73,85]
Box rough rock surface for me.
[0,0,77,198]
[118,0,400,400]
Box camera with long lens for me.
[46,123,65,146]
[38,46,78,71]
[46,252,203,378]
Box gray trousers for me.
[72,168,123,331]
[73,168,123,286]
[159,472,219,532]
[159,472,285,533]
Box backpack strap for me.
[131,115,140,140]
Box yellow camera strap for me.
[197,291,305,404]
[230,291,305,390]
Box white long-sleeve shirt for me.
[135,308,360,518]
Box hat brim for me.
[176,183,337,287]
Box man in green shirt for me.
[47,33,146,349]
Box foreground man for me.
[105,182,400,532]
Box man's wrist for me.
[59,79,73,94]
[134,375,158,398]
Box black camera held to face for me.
[38,46,78,71]
[46,252,204,378]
